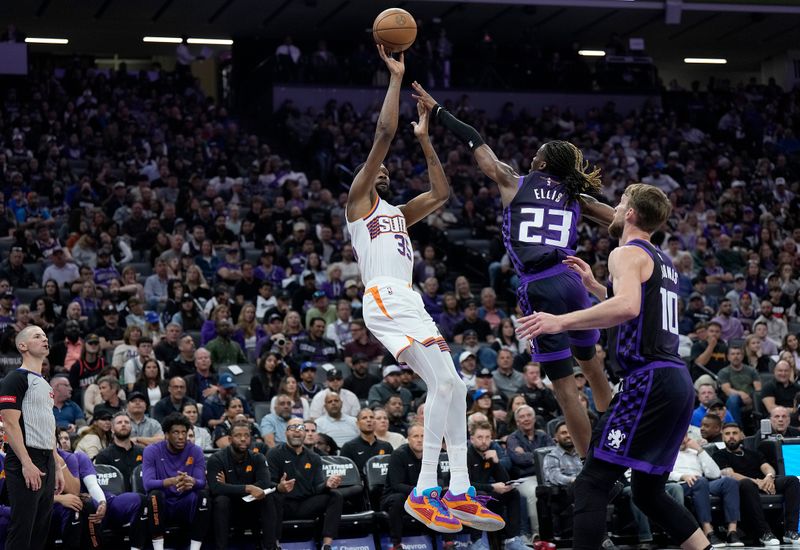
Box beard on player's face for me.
[608,218,624,239]
[376,183,392,201]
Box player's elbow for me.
[432,186,450,203]
[375,124,395,141]
[617,301,640,322]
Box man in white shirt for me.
[458,351,478,390]
[41,248,80,288]
[669,434,742,547]
[309,368,360,420]
[314,391,358,448]
[754,300,788,346]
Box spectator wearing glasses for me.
[50,375,85,434]
[268,417,344,550]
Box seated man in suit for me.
[712,423,800,545]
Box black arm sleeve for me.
[433,105,485,151]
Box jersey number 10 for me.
[659,288,679,335]
[518,208,573,248]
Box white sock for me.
[401,342,457,494]
[190,541,203,550]
[442,355,469,494]
[152,539,164,550]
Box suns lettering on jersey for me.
[366,215,407,240]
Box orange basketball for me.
[372,8,417,53]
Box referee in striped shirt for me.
[0,326,65,550]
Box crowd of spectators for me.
[0,49,796,547]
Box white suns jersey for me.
[346,196,413,285]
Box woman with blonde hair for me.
[74,411,112,458]
[185,264,212,304]
[233,303,266,362]
[743,333,774,373]
[282,310,305,342]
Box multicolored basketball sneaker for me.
[441,487,506,531]
[404,486,462,533]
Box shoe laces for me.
[426,492,451,516]
[472,494,496,506]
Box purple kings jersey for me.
[502,172,581,275]
[607,239,683,375]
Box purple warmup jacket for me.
[142,440,206,496]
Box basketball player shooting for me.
[345,45,504,534]
[412,82,613,457]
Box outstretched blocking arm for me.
[346,45,405,222]
[516,245,650,337]
[412,82,519,204]
[400,100,450,227]
[579,193,615,227]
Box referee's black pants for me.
[274,491,343,540]
[5,448,55,550]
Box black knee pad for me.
[572,344,596,362]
